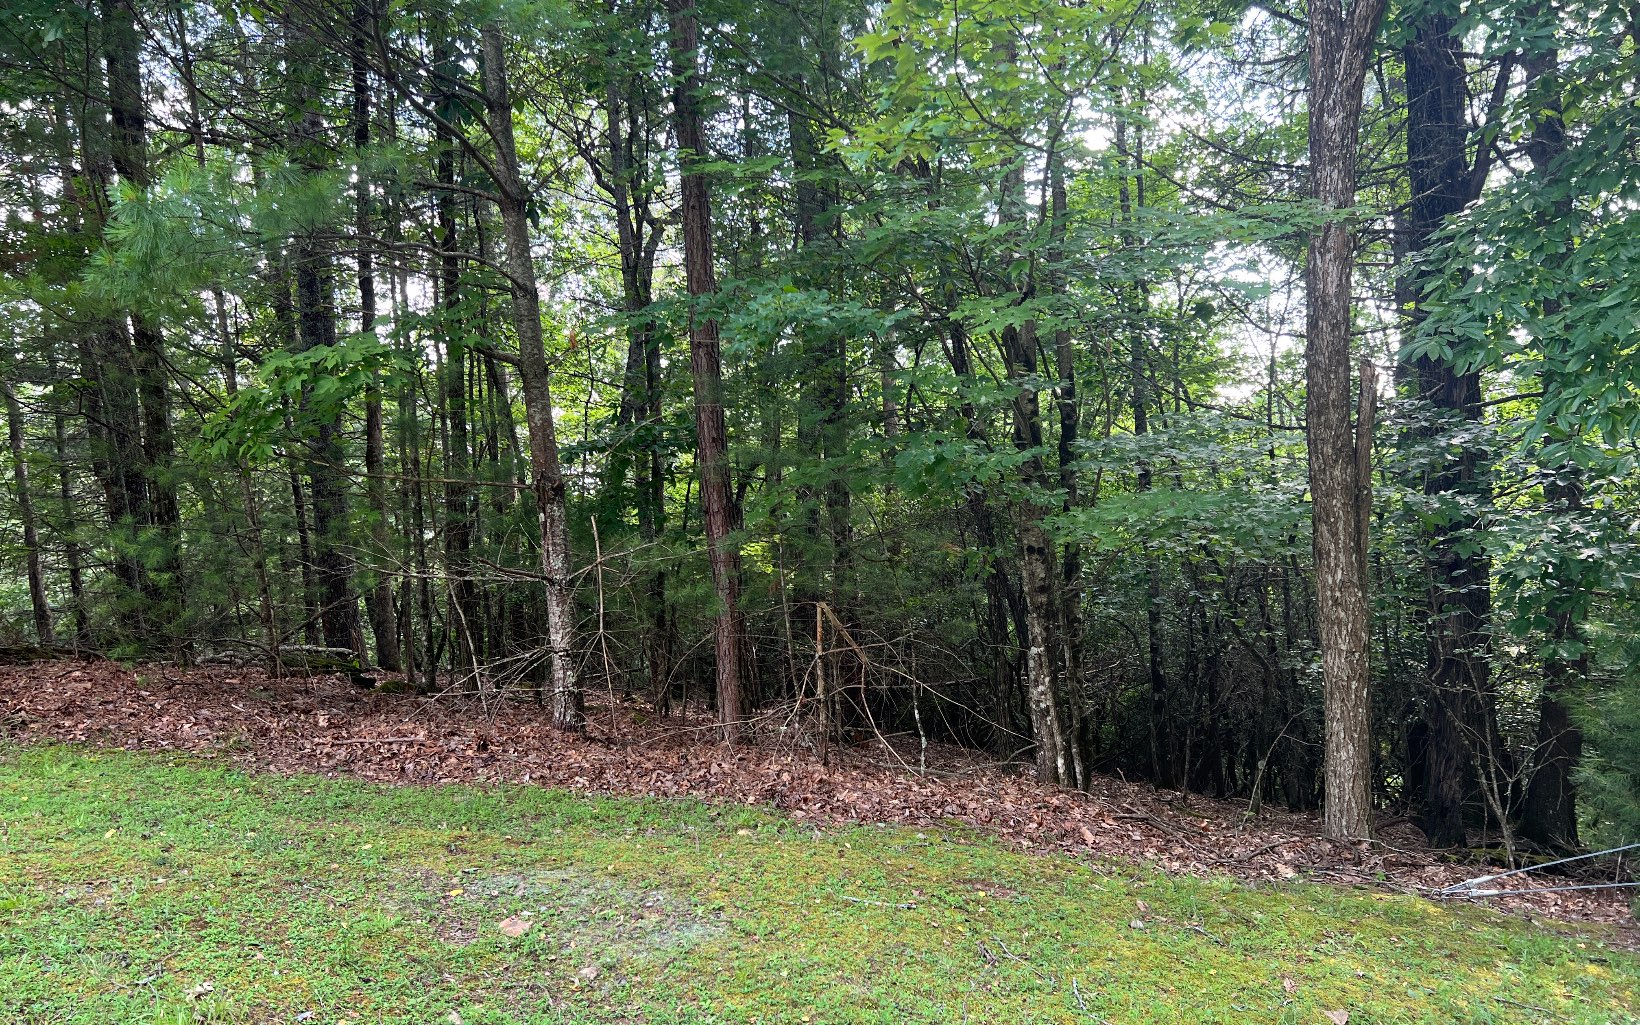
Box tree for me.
[666,0,744,739]
[2,382,52,644]
[3,0,1638,858]
[1399,0,1503,849]
[480,19,584,730]
[1306,0,1387,839]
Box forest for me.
[1,0,1638,868]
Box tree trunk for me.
[104,0,185,637]
[665,0,745,739]
[1115,109,1171,788]
[347,7,401,675]
[174,3,278,658]
[1001,316,1068,785]
[1401,14,1494,849]
[48,371,87,645]
[941,315,1020,757]
[46,110,88,646]
[293,242,361,655]
[79,5,152,626]
[3,384,54,645]
[1519,36,1582,850]
[285,407,323,647]
[788,83,856,726]
[285,17,362,658]
[1049,142,1086,790]
[1306,0,1387,839]
[602,67,671,708]
[352,4,402,672]
[480,22,583,730]
[431,20,477,682]
[994,65,1069,786]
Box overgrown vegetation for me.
[3,746,1636,1024]
[1,0,1639,858]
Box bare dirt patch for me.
[430,868,722,956]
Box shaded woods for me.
[2,0,1639,855]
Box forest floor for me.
[2,660,1638,1022]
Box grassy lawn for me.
[0,746,1635,1024]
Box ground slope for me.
[2,746,1637,1024]
[0,660,1631,931]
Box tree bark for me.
[787,75,856,725]
[1306,0,1387,839]
[480,22,583,730]
[1048,139,1086,790]
[1518,34,1582,850]
[173,3,278,658]
[430,19,478,682]
[665,0,745,739]
[601,64,671,708]
[284,16,362,657]
[3,384,54,645]
[104,0,184,636]
[1401,13,1495,848]
[996,126,1069,786]
[352,2,402,672]
[48,359,87,645]
[1115,109,1170,788]
[293,238,361,656]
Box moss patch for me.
[0,746,1635,1024]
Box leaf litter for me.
[2,657,1633,943]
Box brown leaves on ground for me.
[1,658,1632,938]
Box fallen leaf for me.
[1282,977,1297,995]
[1323,1012,1349,1024]
[1,657,1625,935]
[498,916,531,938]
[186,981,214,1000]
[579,964,600,980]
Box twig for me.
[1186,923,1224,945]
[835,893,918,910]
[318,736,423,745]
[990,935,1055,986]
[1493,996,1560,1018]
[1069,976,1116,1024]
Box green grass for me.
[0,747,1635,1024]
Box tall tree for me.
[1517,22,1582,850]
[1306,0,1387,838]
[286,16,363,656]
[351,0,402,671]
[666,0,745,739]
[1400,4,1499,849]
[479,20,584,730]
[3,383,53,644]
[103,0,184,622]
